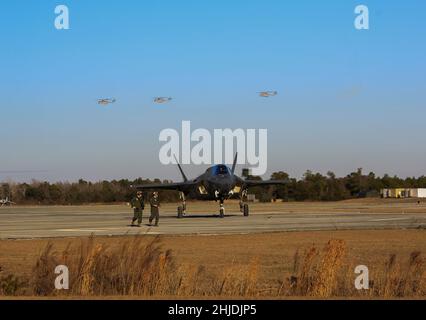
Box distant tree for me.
[270,171,290,201]
[3,168,425,205]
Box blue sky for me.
[0,0,425,182]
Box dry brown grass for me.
[31,236,180,297]
[213,258,260,297]
[1,233,425,299]
[25,236,263,298]
[372,251,425,298]
[281,239,346,297]
[280,240,425,298]
[0,273,27,296]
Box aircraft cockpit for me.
[211,165,231,176]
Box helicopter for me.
[97,98,116,106]
[154,97,173,104]
[258,91,278,97]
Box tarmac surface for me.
[1,201,425,239]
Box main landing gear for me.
[176,191,250,219]
[219,198,249,218]
[239,189,249,217]
[218,190,250,219]
[177,192,187,219]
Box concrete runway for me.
[0,203,425,239]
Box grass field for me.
[0,229,425,299]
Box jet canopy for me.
[211,165,231,176]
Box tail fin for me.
[231,152,238,175]
[173,155,188,182]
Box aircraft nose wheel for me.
[219,206,225,218]
[219,200,225,218]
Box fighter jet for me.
[97,98,116,106]
[259,91,278,97]
[131,154,287,218]
[154,97,172,104]
[0,197,16,207]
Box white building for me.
[409,188,426,198]
[381,188,426,198]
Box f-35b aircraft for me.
[131,154,287,218]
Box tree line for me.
[1,168,426,205]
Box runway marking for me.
[56,229,111,232]
[55,227,159,232]
[369,217,410,222]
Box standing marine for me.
[130,191,145,227]
[149,192,160,227]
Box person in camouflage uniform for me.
[130,191,145,227]
[149,192,160,227]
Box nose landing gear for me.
[219,199,225,218]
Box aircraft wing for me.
[130,181,197,192]
[243,180,288,188]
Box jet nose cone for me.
[216,183,232,195]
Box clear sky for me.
[0,0,425,182]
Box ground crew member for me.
[149,192,160,226]
[130,191,145,227]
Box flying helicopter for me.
[97,98,116,106]
[258,91,278,97]
[154,97,173,104]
